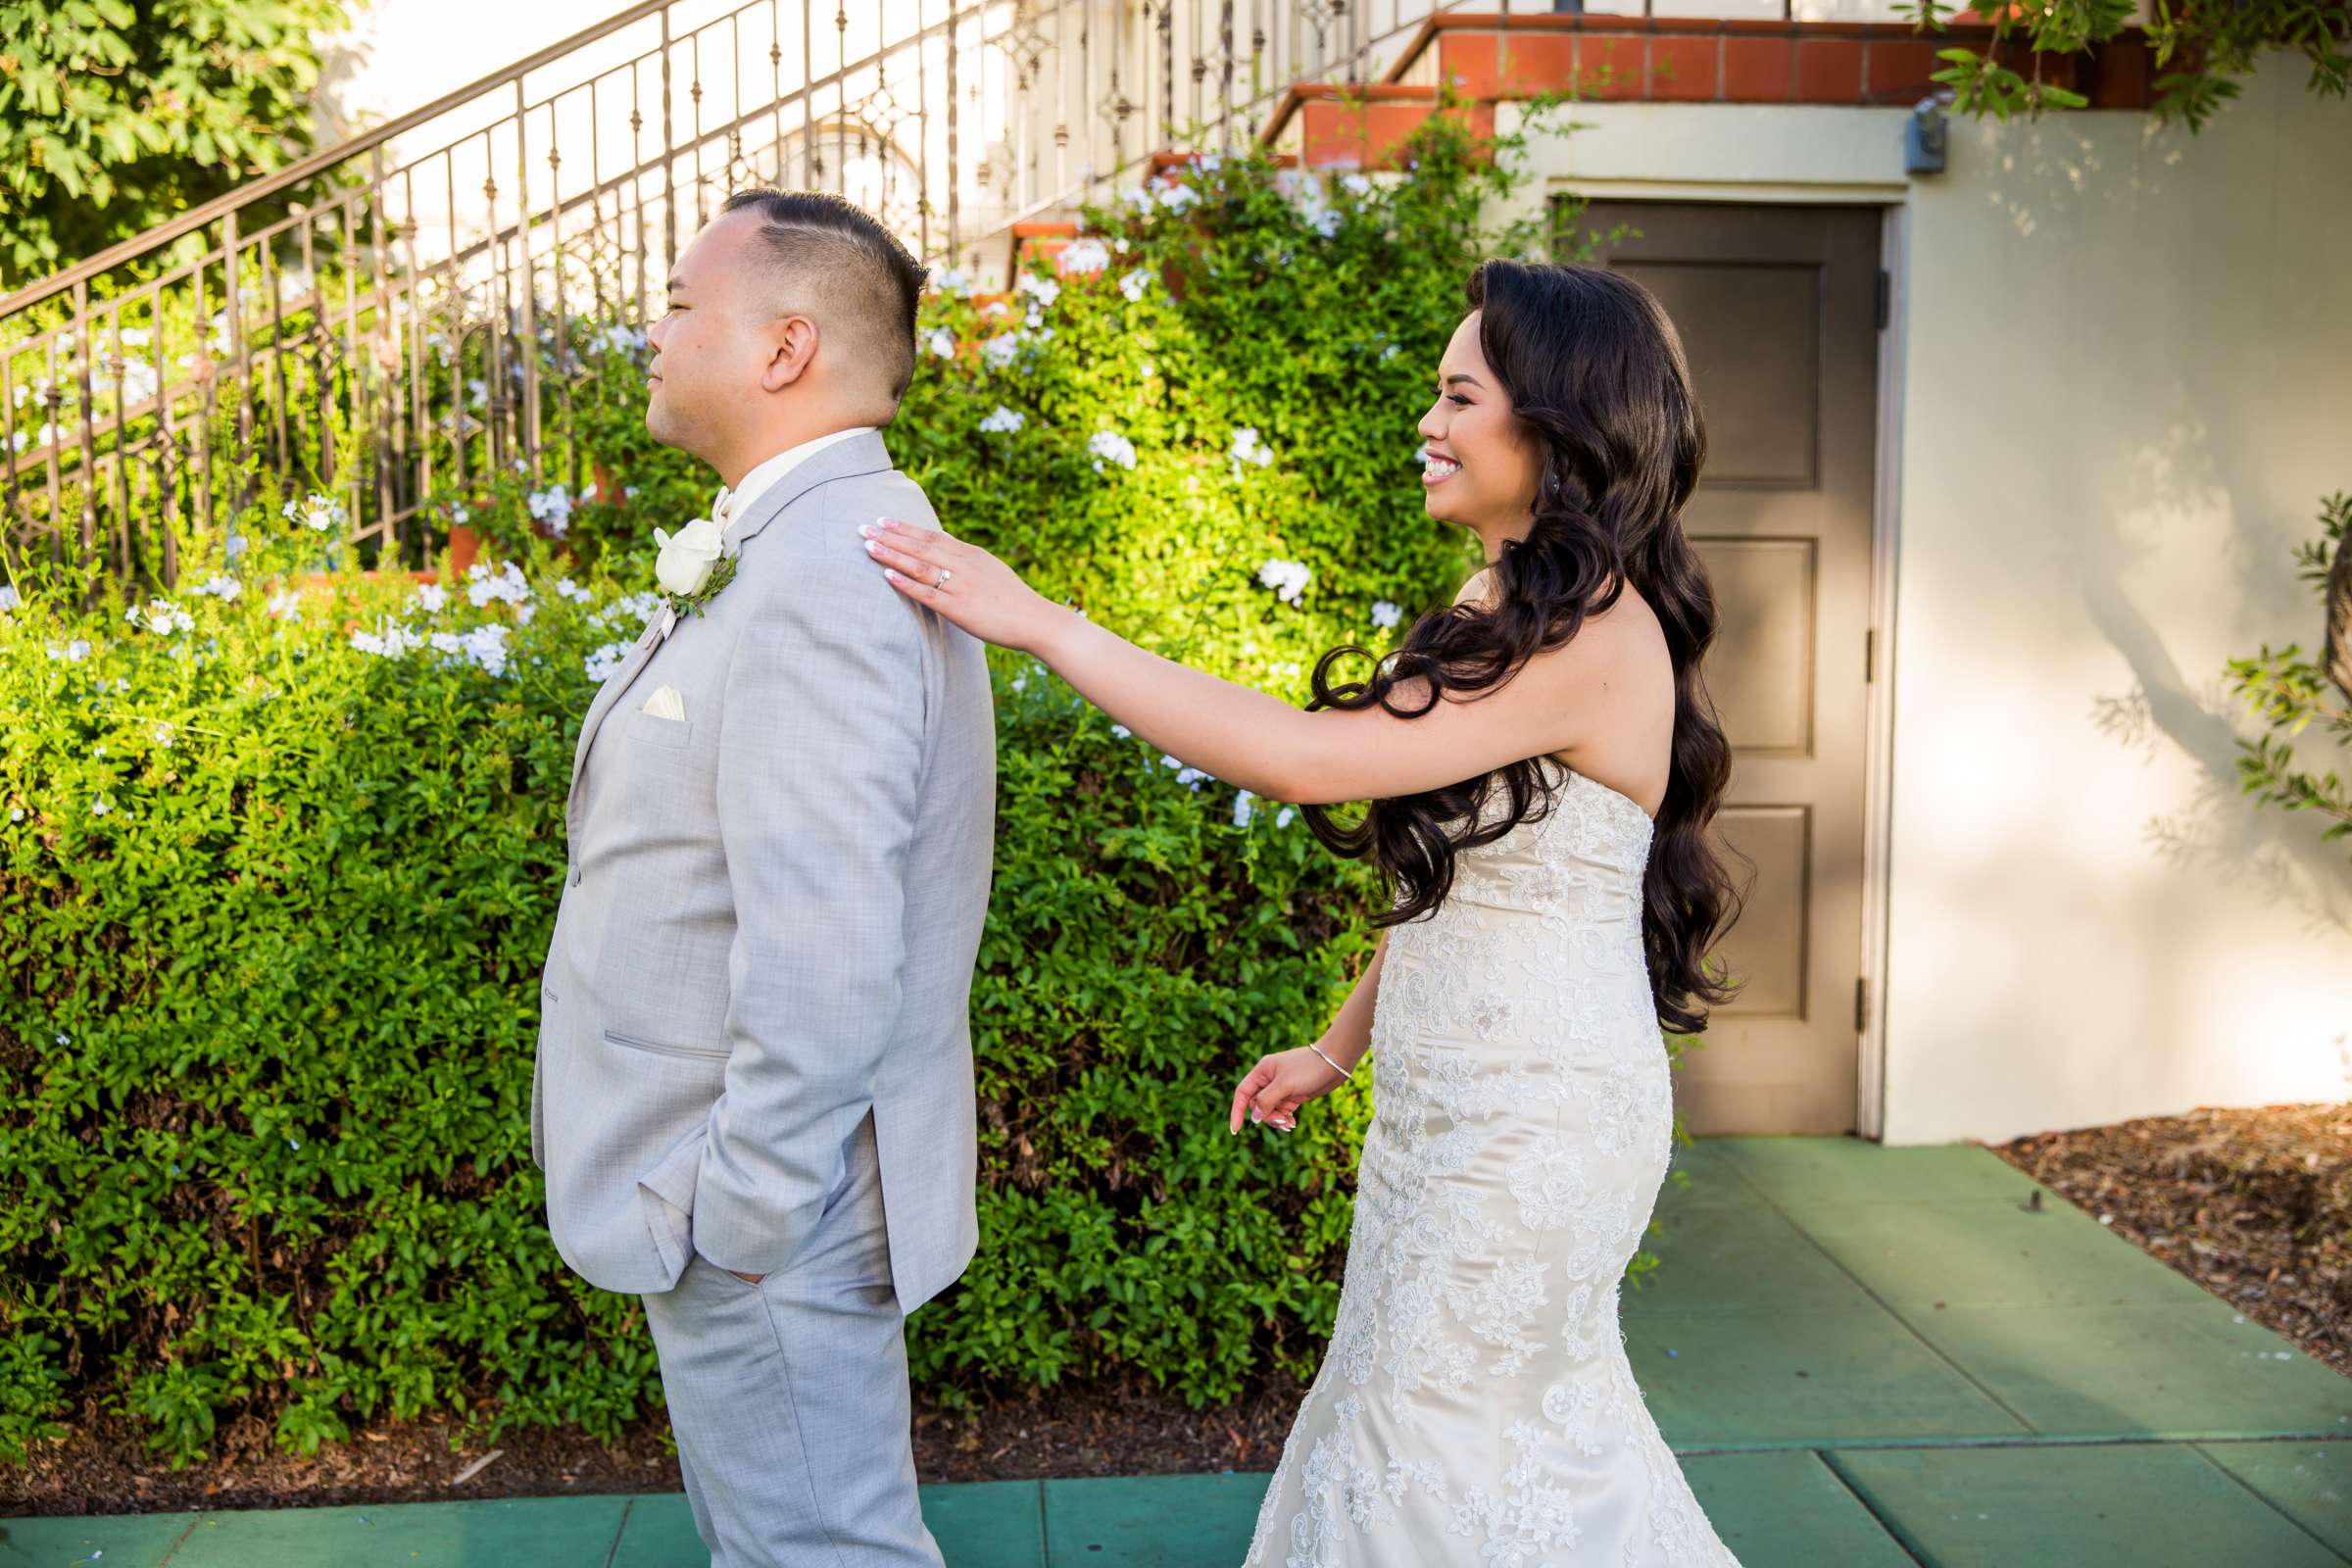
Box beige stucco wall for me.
[1498,58,2352,1145]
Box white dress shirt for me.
[714,426,876,540]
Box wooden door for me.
[1568,200,1884,1135]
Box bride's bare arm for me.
[861,522,1638,805]
[1320,931,1390,1072]
[1227,932,1390,1135]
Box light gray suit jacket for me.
[532,429,995,1313]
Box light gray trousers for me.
[641,1110,942,1567]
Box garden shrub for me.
[0,109,1683,1468]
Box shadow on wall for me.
[2076,425,2352,946]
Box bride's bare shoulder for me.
[1452,565,1497,611]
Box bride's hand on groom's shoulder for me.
[1229,1046,1352,1137]
[859,517,1062,655]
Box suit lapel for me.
[568,615,664,821]
[564,429,896,825]
[720,428,893,553]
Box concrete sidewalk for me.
[6,1138,2347,1566]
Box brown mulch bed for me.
[0,1370,1310,1517]
[1985,1101,2352,1380]
[11,1101,2347,1517]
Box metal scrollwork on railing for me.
[0,0,1458,585]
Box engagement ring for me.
[935,567,953,589]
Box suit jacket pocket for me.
[638,1121,709,1290]
[602,1028,730,1061]
[620,706,693,751]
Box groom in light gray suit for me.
[532,189,994,1566]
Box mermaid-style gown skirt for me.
[1243,764,1743,1567]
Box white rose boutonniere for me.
[652,515,738,631]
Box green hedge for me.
[0,114,1669,1468]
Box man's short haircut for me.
[718,187,928,413]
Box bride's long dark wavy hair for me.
[1301,259,1743,1036]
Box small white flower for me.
[1371,600,1402,629]
[90,797,112,816]
[0,585,19,612]
[1175,767,1208,790]
[1118,267,1153,304]
[350,616,425,658]
[1088,430,1138,472]
[452,505,470,525]
[1276,807,1296,829]
[267,590,301,619]
[934,267,974,297]
[281,492,344,534]
[1110,724,1132,740]
[466,561,534,610]
[1341,173,1373,197]
[527,483,573,536]
[46,638,91,662]
[1232,789,1255,828]
[1380,343,1401,363]
[1010,675,1027,693]
[193,574,241,601]
[151,723,174,749]
[1155,181,1198,215]
[1230,427,1274,470]
[6,808,21,822]
[1057,237,1111,276]
[980,333,1025,370]
[1159,754,1183,769]
[926,327,956,359]
[414,583,448,614]
[978,405,1026,435]
[584,640,633,682]
[1256,558,1311,607]
[450,623,512,676]
[126,598,195,635]
[1015,272,1061,309]
[553,577,593,602]
[596,590,664,629]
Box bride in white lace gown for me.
[856,256,1743,1565]
[1237,757,1740,1566]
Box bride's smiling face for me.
[1417,311,1544,536]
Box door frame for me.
[1551,178,1909,1143]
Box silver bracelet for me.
[1307,1042,1354,1083]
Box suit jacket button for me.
[569,863,583,888]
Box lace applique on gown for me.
[1242,760,1742,1568]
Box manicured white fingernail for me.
[859,523,877,538]
[864,539,883,555]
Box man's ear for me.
[759,315,819,392]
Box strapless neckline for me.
[1535,754,1658,830]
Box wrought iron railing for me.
[0,0,1479,586]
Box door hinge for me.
[1876,269,1891,331]
[1865,627,1876,683]
[1854,976,1870,1033]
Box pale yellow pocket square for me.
[640,685,687,722]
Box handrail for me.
[0,0,677,318]
[0,0,1468,585]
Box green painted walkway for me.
[6,1138,2347,1566]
